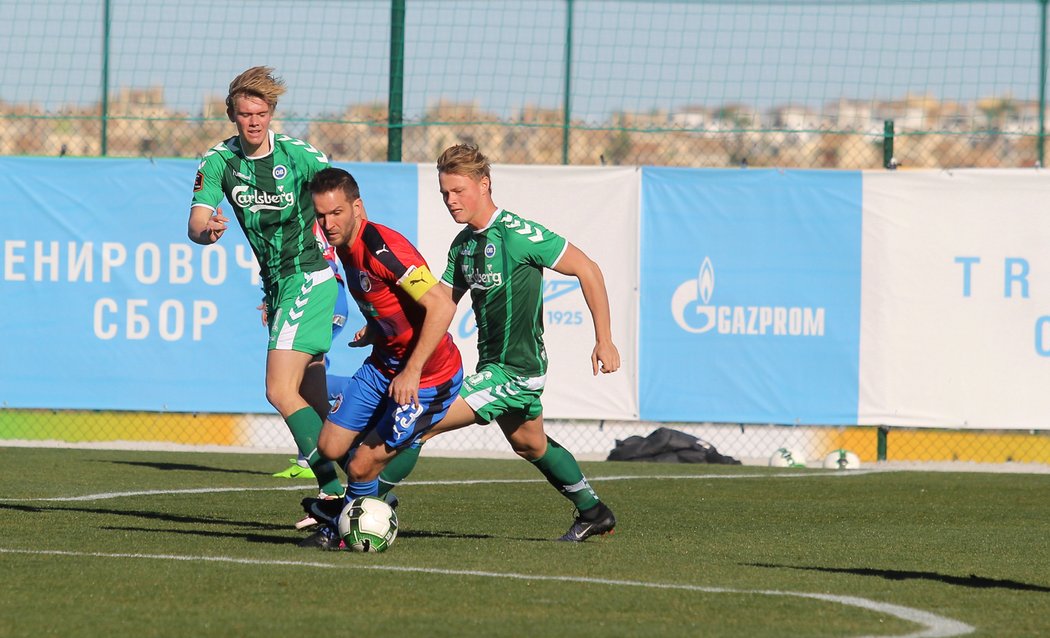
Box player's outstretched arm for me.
[188,205,228,245]
[552,243,621,375]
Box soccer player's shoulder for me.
[495,209,545,231]
[494,209,519,226]
[449,226,475,251]
[198,135,238,165]
[273,133,329,163]
[496,209,555,239]
[361,222,412,256]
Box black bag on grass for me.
[606,427,741,464]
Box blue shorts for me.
[327,361,463,449]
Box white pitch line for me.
[0,470,881,503]
[0,547,973,638]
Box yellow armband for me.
[397,264,438,301]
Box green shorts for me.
[266,269,338,355]
[461,362,547,424]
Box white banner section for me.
[415,164,639,420]
[859,169,1050,429]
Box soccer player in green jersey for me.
[406,143,620,542]
[187,67,343,509]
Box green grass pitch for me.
[1,447,1047,637]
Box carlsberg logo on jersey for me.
[671,257,825,336]
[231,185,295,213]
[463,263,504,290]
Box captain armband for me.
[397,264,438,301]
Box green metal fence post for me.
[1039,0,1048,167]
[387,0,406,162]
[883,119,895,169]
[877,426,889,461]
[561,0,575,165]
[100,0,111,156]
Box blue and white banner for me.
[859,169,1050,429]
[6,158,1050,429]
[0,158,415,413]
[639,168,862,423]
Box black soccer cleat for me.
[557,502,617,542]
[300,495,344,528]
[296,524,344,550]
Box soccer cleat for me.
[557,502,617,542]
[382,492,400,511]
[297,524,344,550]
[295,492,345,530]
[294,513,321,530]
[298,493,345,529]
[273,459,316,479]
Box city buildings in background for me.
[0,87,1044,168]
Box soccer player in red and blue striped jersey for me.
[298,168,463,547]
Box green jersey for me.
[192,130,330,294]
[443,209,568,377]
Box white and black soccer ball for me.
[822,449,861,470]
[337,496,398,553]
[769,447,807,468]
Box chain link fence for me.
[2,0,1048,467]
[1,0,1048,168]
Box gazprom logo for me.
[671,257,826,336]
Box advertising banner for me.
[859,169,1050,429]
[0,158,415,413]
[639,168,863,424]
[8,159,1047,430]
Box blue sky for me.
[1,0,1044,122]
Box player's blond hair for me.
[437,143,491,188]
[226,66,286,111]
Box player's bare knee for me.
[508,438,546,461]
[347,454,380,482]
[264,386,296,414]
[316,429,345,461]
[317,439,342,462]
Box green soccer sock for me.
[530,437,601,511]
[285,406,343,496]
[378,440,424,496]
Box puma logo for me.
[375,245,390,255]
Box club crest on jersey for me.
[358,271,373,292]
[273,165,287,179]
[193,171,204,192]
[484,243,496,258]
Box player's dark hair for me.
[310,167,361,202]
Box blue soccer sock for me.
[347,479,380,499]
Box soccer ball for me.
[337,496,398,553]
[822,449,861,470]
[769,447,807,468]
